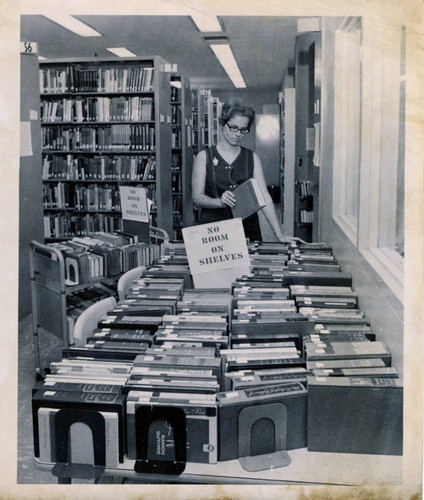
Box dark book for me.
[226,357,305,372]
[231,178,266,220]
[32,390,126,462]
[98,315,163,331]
[126,395,218,465]
[307,376,403,455]
[217,382,307,461]
[124,378,220,395]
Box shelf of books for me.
[194,90,222,150]
[294,33,321,242]
[30,233,163,375]
[170,73,194,239]
[39,56,173,240]
[191,88,207,224]
[191,88,204,157]
[31,240,402,485]
[295,181,314,242]
[203,93,222,148]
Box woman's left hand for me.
[274,230,306,245]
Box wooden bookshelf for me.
[170,73,194,239]
[39,56,173,239]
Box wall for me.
[19,53,44,319]
[320,18,403,375]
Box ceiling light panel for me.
[106,47,137,58]
[210,44,246,88]
[192,14,222,32]
[43,15,102,37]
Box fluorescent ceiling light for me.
[44,15,102,37]
[210,44,246,88]
[38,56,47,61]
[191,14,221,32]
[171,81,182,88]
[107,47,137,58]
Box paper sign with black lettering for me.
[119,186,149,223]
[182,219,250,288]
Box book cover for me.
[231,178,266,220]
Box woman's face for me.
[221,114,250,147]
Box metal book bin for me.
[29,227,169,377]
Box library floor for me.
[17,314,136,484]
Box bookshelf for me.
[294,33,321,242]
[203,93,222,148]
[191,88,204,157]
[39,56,173,240]
[20,49,44,319]
[170,73,194,238]
[295,180,314,241]
[191,88,207,224]
[279,86,296,236]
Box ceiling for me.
[20,15,302,91]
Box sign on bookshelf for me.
[119,186,149,223]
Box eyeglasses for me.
[225,123,250,135]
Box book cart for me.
[31,239,403,486]
[29,227,169,378]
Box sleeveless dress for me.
[198,145,262,241]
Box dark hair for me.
[219,97,255,128]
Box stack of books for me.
[32,356,131,466]
[31,239,403,474]
[48,232,160,286]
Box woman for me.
[192,97,299,243]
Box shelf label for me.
[119,186,149,222]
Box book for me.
[306,358,387,370]
[126,396,218,465]
[32,390,126,462]
[216,382,307,461]
[304,340,392,365]
[124,378,220,394]
[37,408,119,467]
[310,366,399,378]
[226,369,308,390]
[307,376,403,455]
[231,178,266,219]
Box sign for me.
[119,186,149,223]
[21,42,38,54]
[182,219,250,288]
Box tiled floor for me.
[18,314,64,484]
[17,314,119,484]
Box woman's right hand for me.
[220,190,236,208]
